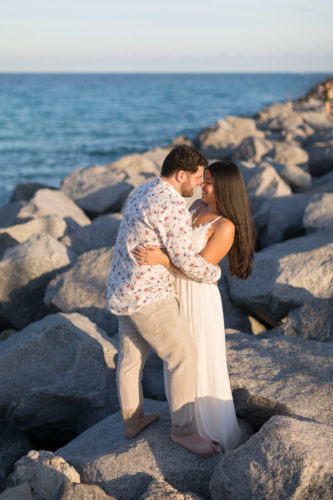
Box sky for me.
[1,0,332,73]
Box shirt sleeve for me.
[155,201,221,283]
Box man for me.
[107,145,221,457]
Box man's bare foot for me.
[171,432,221,457]
[125,413,162,439]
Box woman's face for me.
[201,169,216,205]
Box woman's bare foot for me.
[171,432,221,457]
[125,413,162,439]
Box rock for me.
[0,202,26,229]
[303,193,333,232]
[170,135,194,147]
[264,159,312,192]
[60,213,122,255]
[270,141,309,166]
[57,482,116,500]
[0,234,76,330]
[255,101,295,123]
[44,247,117,336]
[0,313,118,440]
[17,189,90,231]
[7,450,80,500]
[10,183,55,203]
[267,113,304,132]
[0,216,67,258]
[307,141,333,177]
[0,422,32,492]
[0,483,33,500]
[232,136,273,162]
[61,165,133,218]
[226,331,333,427]
[56,399,241,500]
[196,117,262,159]
[261,298,333,342]
[253,193,310,248]
[311,168,333,193]
[227,230,333,324]
[238,161,292,214]
[209,415,333,500]
[140,480,202,500]
[300,110,333,130]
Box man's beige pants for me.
[117,296,197,436]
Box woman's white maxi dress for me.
[174,218,241,451]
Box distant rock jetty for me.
[0,79,332,499]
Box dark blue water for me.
[0,73,330,206]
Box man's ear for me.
[175,170,186,183]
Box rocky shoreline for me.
[0,79,332,499]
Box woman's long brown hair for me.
[206,161,256,279]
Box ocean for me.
[0,72,330,206]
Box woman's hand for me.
[132,245,171,268]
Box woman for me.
[133,161,255,451]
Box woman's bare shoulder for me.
[214,217,235,237]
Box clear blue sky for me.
[1,0,332,72]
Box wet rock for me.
[227,229,333,324]
[17,189,90,231]
[61,213,122,255]
[44,247,117,335]
[0,313,118,440]
[61,165,133,218]
[209,415,333,500]
[7,450,80,500]
[303,192,333,232]
[0,234,76,330]
[226,331,333,427]
[260,298,333,342]
[254,193,310,248]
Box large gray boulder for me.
[255,101,296,123]
[10,182,55,203]
[61,213,122,255]
[7,450,80,500]
[238,161,292,214]
[260,298,333,342]
[0,423,32,492]
[270,141,309,166]
[307,140,333,177]
[56,399,251,500]
[303,193,333,232]
[44,247,117,335]
[61,165,133,218]
[226,331,333,427]
[0,483,33,500]
[0,202,26,229]
[301,110,333,130]
[209,415,333,500]
[232,136,273,162]
[264,159,312,192]
[253,193,310,248]
[140,480,202,500]
[58,482,116,500]
[311,167,333,193]
[16,189,90,231]
[227,229,333,324]
[196,117,262,159]
[0,234,76,330]
[0,313,118,440]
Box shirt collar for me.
[158,176,186,205]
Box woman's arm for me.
[199,218,235,265]
[132,245,186,276]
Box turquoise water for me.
[0,73,330,206]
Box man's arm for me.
[156,202,221,284]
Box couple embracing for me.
[107,145,255,457]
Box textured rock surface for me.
[226,331,333,427]
[7,450,80,500]
[17,189,90,230]
[307,140,333,177]
[227,230,333,323]
[0,313,118,439]
[0,483,33,500]
[265,160,312,192]
[44,247,117,335]
[10,183,55,203]
[61,213,121,255]
[254,194,310,248]
[57,399,252,500]
[0,234,76,330]
[271,141,309,166]
[232,136,272,162]
[260,298,333,342]
[140,480,202,500]
[209,416,333,500]
[303,193,333,232]
[61,165,133,217]
[0,423,32,492]
[58,482,116,500]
